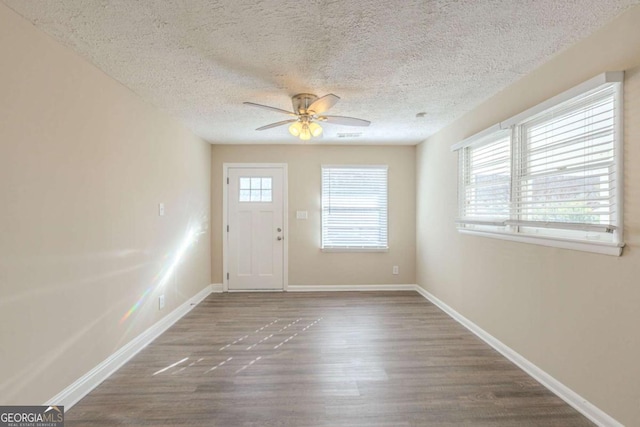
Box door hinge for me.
[227,177,229,184]
[227,225,229,232]
[227,272,229,280]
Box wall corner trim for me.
[414,285,623,427]
[44,284,214,410]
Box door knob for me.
[277,236,283,241]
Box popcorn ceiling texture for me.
[3,0,638,144]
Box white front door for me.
[227,167,285,290]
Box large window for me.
[321,165,388,251]
[454,72,623,255]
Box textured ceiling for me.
[3,0,638,145]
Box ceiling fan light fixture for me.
[308,122,323,137]
[288,121,303,136]
[299,124,312,141]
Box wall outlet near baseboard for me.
[392,266,399,275]
[159,294,165,310]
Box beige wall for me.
[416,6,640,425]
[0,4,211,405]
[211,145,416,286]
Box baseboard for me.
[45,284,214,410]
[414,285,622,427]
[46,282,617,425]
[210,283,223,293]
[287,284,417,292]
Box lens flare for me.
[119,288,152,324]
[119,226,200,326]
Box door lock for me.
[277,227,282,232]
[277,236,283,241]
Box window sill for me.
[458,229,624,256]
[322,247,389,253]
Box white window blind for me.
[321,166,388,250]
[513,85,617,236]
[458,132,511,226]
[452,72,623,255]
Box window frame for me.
[321,164,389,252]
[452,72,624,256]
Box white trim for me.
[222,165,228,292]
[455,219,506,227]
[287,284,417,292]
[613,80,624,245]
[45,284,214,409]
[500,71,624,128]
[451,72,624,151]
[210,283,224,293]
[320,164,389,170]
[222,163,289,292]
[458,229,623,256]
[283,166,289,292]
[503,220,616,233]
[321,247,389,253]
[414,285,623,427]
[450,124,503,151]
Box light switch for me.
[159,203,165,216]
[296,210,308,220]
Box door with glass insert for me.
[227,167,284,290]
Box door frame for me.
[222,163,288,292]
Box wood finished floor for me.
[67,292,593,426]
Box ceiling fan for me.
[243,93,370,140]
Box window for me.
[459,131,511,227]
[321,165,388,251]
[239,177,272,202]
[454,72,623,256]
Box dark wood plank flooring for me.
[66,292,593,426]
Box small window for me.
[459,131,511,229]
[239,177,272,202]
[321,166,388,251]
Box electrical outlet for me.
[392,265,399,275]
[159,294,165,310]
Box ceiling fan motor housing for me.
[291,93,319,115]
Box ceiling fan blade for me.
[307,94,340,114]
[243,102,297,116]
[255,119,297,131]
[321,115,371,127]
